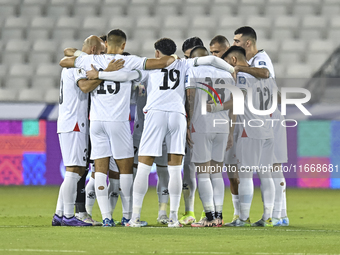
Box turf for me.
[0,186,339,255]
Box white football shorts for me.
[59,131,88,167]
[191,132,228,163]
[139,110,186,157]
[90,120,133,160]
[236,137,274,171]
[133,134,168,166]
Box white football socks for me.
[108,178,120,216]
[85,176,96,216]
[211,172,224,213]
[232,194,240,216]
[120,174,133,219]
[156,165,169,216]
[168,165,182,222]
[55,181,65,217]
[197,173,214,213]
[63,171,81,218]
[238,171,254,221]
[183,162,196,212]
[272,166,285,219]
[95,172,111,220]
[281,182,287,218]
[131,163,151,221]
[258,170,275,220]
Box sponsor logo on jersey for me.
[259,61,266,66]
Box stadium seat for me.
[28,52,54,65]
[56,16,83,30]
[159,28,184,40]
[291,4,316,16]
[5,39,31,53]
[140,49,156,58]
[267,0,294,6]
[330,17,340,28]
[158,0,184,4]
[212,28,235,41]
[4,78,30,90]
[281,39,306,53]
[59,39,84,52]
[299,30,322,40]
[278,52,302,64]
[153,4,179,16]
[0,88,17,101]
[270,28,295,40]
[0,64,8,78]
[31,77,57,90]
[126,5,151,16]
[306,53,329,71]
[321,5,340,16]
[83,17,108,30]
[9,64,34,78]
[0,0,21,4]
[209,5,233,17]
[27,17,56,40]
[46,5,71,17]
[302,16,327,30]
[108,17,135,35]
[186,29,211,41]
[73,5,99,17]
[164,16,190,29]
[264,5,288,17]
[327,28,340,42]
[245,17,272,37]
[103,0,130,5]
[2,52,26,65]
[45,88,60,103]
[18,88,45,102]
[191,16,217,29]
[19,5,43,17]
[132,28,158,41]
[236,5,261,16]
[141,39,158,52]
[52,28,76,41]
[219,16,245,29]
[136,17,161,29]
[309,40,335,53]
[124,40,142,55]
[286,64,313,78]
[36,64,61,79]
[273,63,286,78]
[99,5,125,17]
[0,5,16,18]
[274,16,300,29]
[181,4,207,16]
[131,0,157,5]
[33,40,59,54]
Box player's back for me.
[75,54,146,122]
[57,67,88,133]
[237,71,275,139]
[186,65,235,133]
[141,58,194,115]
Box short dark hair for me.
[182,37,204,53]
[100,34,107,42]
[189,46,209,58]
[234,26,257,41]
[122,52,131,56]
[221,46,246,60]
[154,38,177,56]
[107,29,127,45]
[210,35,229,47]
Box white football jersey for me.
[185,65,235,134]
[57,67,88,133]
[247,50,275,78]
[236,72,275,139]
[75,54,147,121]
[139,58,195,115]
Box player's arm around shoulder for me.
[234,65,269,79]
[144,54,178,70]
[60,56,77,68]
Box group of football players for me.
[52,25,289,228]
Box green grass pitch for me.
[0,186,339,255]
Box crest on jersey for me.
[185,74,188,83]
[259,61,266,66]
[238,76,246,84]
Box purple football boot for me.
[61,216,92,226]
[52,214,62,226]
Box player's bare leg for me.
[115,157,134,225]
[156,164,169,224]
[210,160,225,227]
[192,162,217,227]
[94,157,113,226]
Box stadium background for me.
[0,0,340,189]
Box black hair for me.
[107,29,127,45]
[234,26,257,41]
[182,37,204,53]
[189,46,209,58]
[209,35,229,47]
[154,38,177,56]
[221,46,246,59]
[100,34,107,42]
[122,52,131,56]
